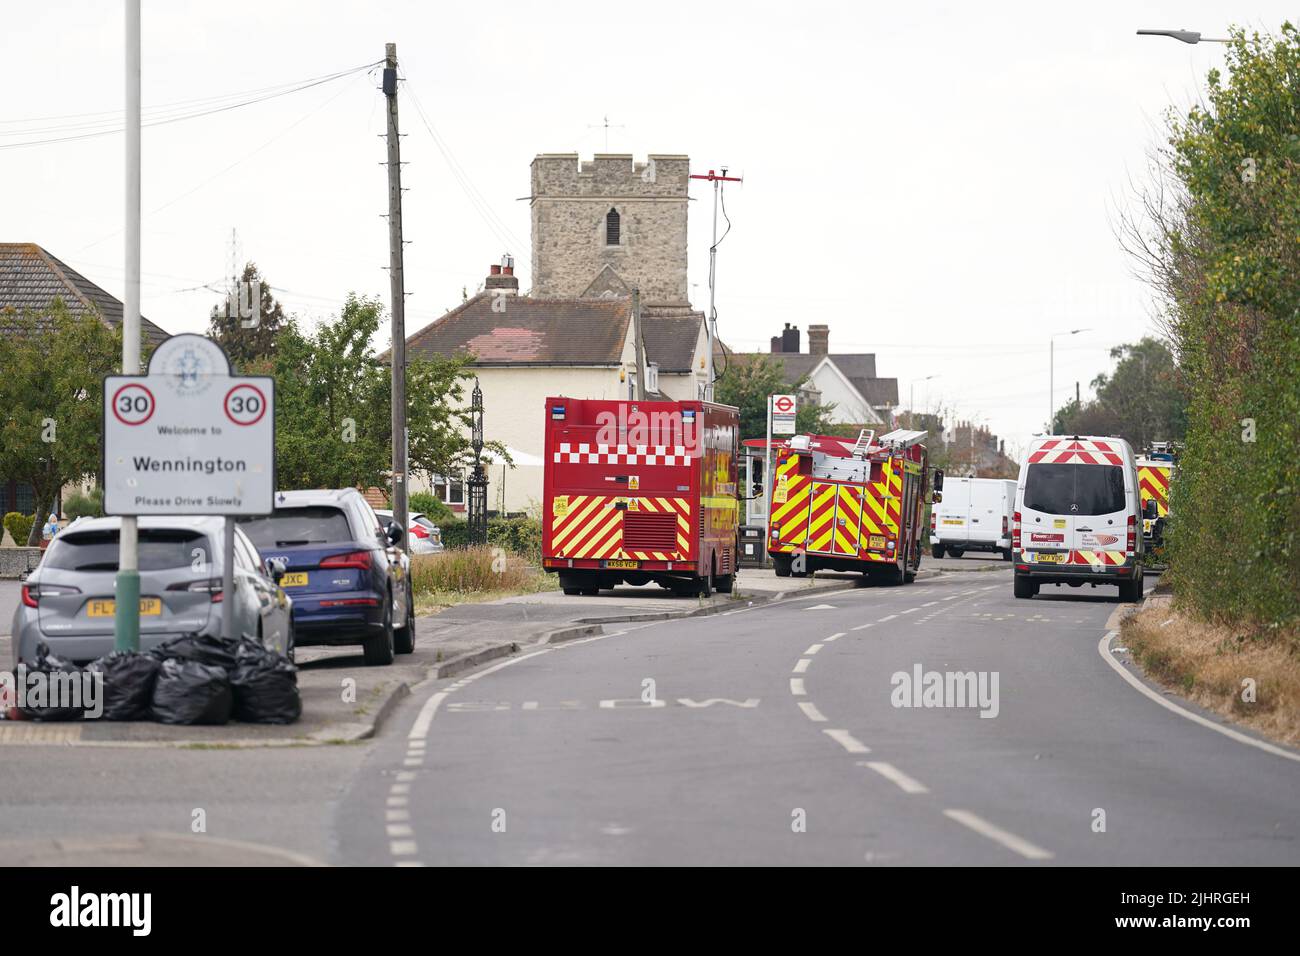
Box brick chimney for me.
[485,254,519,296]
[782,323,800,354]
[808,323,829,356]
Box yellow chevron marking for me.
[551,496,604,550]
[572,514,621,559]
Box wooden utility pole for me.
[384,43,409,551]
[632,287,646,400]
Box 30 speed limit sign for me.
[103,334,275,515]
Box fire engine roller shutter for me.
[770,453,812,552]
[807,482,838,553]
[1138,466,1170,517]
[830,484,864,555]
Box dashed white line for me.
[798,701,828,722]
[861,760,929,793]
[386,824,414,838]
[389,840,418,856]
[851,622,875,631]
[943,809,1054,860]
[822,729,870,753]
[825,632,846,642]
[900,607,918,615]
[804,643,824,655]
[386,796,408,808]
[386,809,410,822]
[789,678,807,696]
[792,658,811,674]
[878,614,898,622]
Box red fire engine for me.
[541,397,741,596]
[766,428,930,584]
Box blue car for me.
[237,489,414,665]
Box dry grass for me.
[1122,603,1300,746]
[409,546,556,612]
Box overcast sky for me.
[4,2,1286,455]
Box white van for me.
[1012,435,1145,601]
[930,477,1016,560]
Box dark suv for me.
[237,489,414,665]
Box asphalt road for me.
[335,567,1300,865]
[2,566,1297,866]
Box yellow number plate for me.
[88,598,161,617]
[942,519,964,525]
[281,572,309,587]
[868,535,886,549]
[604,559,638,569]
[1035,553,1064,564]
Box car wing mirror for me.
[932,468,944,492]
[385,521,403,546]
[265,556,287,583]
[931,491,943,504]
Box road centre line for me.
[804,643,824,655]
[878,614,897,622]
[900,607,918,615]
[851,622,874,631]
[789,678,806,696]
[822,729,870,753]
[792,658,811,674]
[860,761,928,793]
[798,701,828,722]
[825,632,846,641]
[942,809,1054,860]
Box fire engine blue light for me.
[682,410,696,422]
[551,405,566,419]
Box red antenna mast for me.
[689,167,743,400]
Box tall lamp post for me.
[1136,28,1230,44]
[467,378,488,546]
[1049,328,1089,432]
[908,374,939,426]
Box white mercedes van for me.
[1012,436,1145,601]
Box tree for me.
[714,354,836,442]
[207,261,286,369]
[266,293,493,491]
[1119,23,1300,630]
[0,305,122,544]
[1052,337,1186,448]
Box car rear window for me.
[43,529,209,572]
[237,506,354,548]
[1024,463,1126,517]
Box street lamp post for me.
[467,379,488,547]
[1049,329,1089,433]
[1136,28,1230,44]
[908,374,939,426]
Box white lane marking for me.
[823,729,870,753]
[389,840,418,856]
[389,784,410,795]
[806,604,838,610]
[900,607,918,615]
[860,760,928,793]
[395,772,416,783]
[941,595,960,601]
[402,757,422,767]
[387,796,408,808]
[922,601,938,607]
[943,809,1053,860]
[409,692,448,741]
[981,585,999,591]
[878,614,898,622]
[789,678,806,696]
[522,701,538,710]
[394,860,425,867]
[798,701,828,722]
[1098,630,1300,764]
[387,824,414,838]
[825,632,846,642]
[792,658,811,674]
[804,643,824,655]
[386,809,410,822]
[407,739,426,750]
[851,622,875,631]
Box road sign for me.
[103,334,275,515]
[771,393,797,436]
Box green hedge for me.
[439,516,542,562]
[3,512,35,547]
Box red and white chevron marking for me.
[553,442,692,466]
[1028,439,1123,466]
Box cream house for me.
[402,261,708,514]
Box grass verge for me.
[1121,603,1300,746]
[410,546,557,613]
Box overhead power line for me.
[0,60,382,150]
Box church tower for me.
[529,153,690,307]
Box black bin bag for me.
[230,639,301,724]
[85,651,161,721]
[149,633,239,671]
[18,642,86,721]
[150,658,232,725]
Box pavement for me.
[5,559,1294,866]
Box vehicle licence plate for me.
[1035,553,1064,564]
[88,598,161,617]
[868,535,886,549]
[604,559,638,569]
[281,572,310,587]
[942,519,963,525]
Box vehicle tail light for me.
[1127,514,1136,553]
[1012,511,1022,550]
[410,525,429,539]
[930,510,936,532]
[320,550,370,570]
[168,578,223,602]
[1002,515,1008,536]
[20,583,80,607]
[320,597,380,608]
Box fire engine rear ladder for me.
[850,429,876,458]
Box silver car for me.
[11,515,293,668]
[373,509,445,555]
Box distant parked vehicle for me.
[11,516,293,669]
[237,489,414,665]
[930,477,1016,560]
[374,509,445,555]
